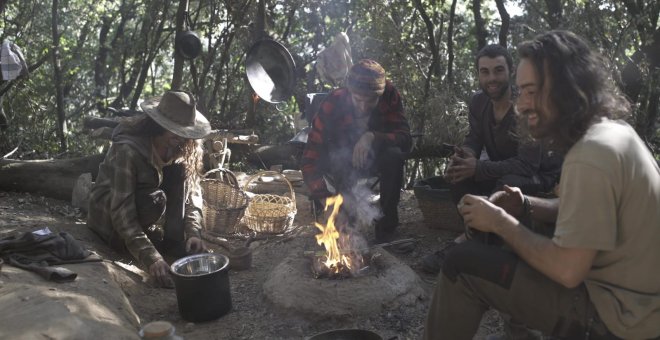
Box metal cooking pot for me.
[176,30,202,59]
[307,329,383,340]
[170,253,232,322]
[245,38,296,103]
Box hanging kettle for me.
[176,30,202,60]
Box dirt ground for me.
[0,189,504,339]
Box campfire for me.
[312,194,366,278]
[264,193,425,317]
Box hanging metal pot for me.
[176,30,202,60]
[307,329,383,340]
[245,38,296,105]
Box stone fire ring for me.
[263,249,426,319]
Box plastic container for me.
[139,321,182,340]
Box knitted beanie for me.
[346,59,386,96]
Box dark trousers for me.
[132,164,187,258]
[316,146,405,234]
[423,241,620,340]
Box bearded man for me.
[446,44,562,204]
[421,45,564,274]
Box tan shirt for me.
[554,119,660,339]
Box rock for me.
[71,173,93,212]
[184,322,195,333]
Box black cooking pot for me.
[307,329,383,340]
[176,30,202,59]
[170,253,232,322]
[245,38,296,103]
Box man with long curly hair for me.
[88,90,210,288]
[424,31,660,339]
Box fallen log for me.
[83,116,260,144]
[406,144,452,159]
[243,143,451,170]
[0,141,450,202]
[0,154,104,201]
[83,116,120,130]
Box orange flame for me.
[314,194,361,274]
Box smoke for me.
[327,179,380,253]
[319,133,383,248]
[347,181,381,232]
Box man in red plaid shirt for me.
[301,59,411,243]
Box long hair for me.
[120,114,204,193]
[517,30,631,152]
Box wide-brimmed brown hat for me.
[140,91,211,139]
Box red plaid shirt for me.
[301,81,411,199]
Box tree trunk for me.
[246,0,268,127]
[544,0,562,29]
[281,6,296,42]
[111,53,141,109]
[620,0,660,141]
[640,68,659,140]
[171,0,188,90]
[0,155,105,201]
[209,1,250,114]
[95,16,112,111]
[494,0,510,47]
[409,0,446,188]
[413,0,441,78]
[0,0,8,17]
[51,0,67,152]
[446,0,458,83]
[472,0,487,51]
[131,1,170,109]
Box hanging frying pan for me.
[245,38,296,104]
[176,30,202,60]
[175,10,202,60]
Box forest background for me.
[0,0,658,184]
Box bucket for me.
[170,253,232,322]
[307,329,382,340]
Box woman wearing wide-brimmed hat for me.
[88,90,211,287]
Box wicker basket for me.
[243,171,297,234]
[201,168,249,234]
[413,176,463,232]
